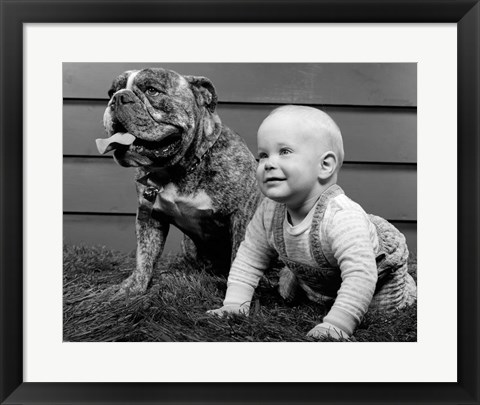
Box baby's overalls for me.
[272,185,417,312]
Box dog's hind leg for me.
[181,233,231,276]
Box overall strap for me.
[272,204,288,257]
[310,184,344,266]
[272,184,345,266]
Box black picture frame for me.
[1,1,479,404]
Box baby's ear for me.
[318,152,338,180]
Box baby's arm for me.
[207,200,276,316]
[206,274,257,316]
[309,209,378,339]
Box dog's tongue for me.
[96,132,136,154]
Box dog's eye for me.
[107,89,115,98]
[146,87,160,96]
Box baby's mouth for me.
[265,177,286,183]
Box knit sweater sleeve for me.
[223,199,277,307]
[321,209,377,336]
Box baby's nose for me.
[263,156,277,170]
[264,159,274,170]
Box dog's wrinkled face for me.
[98,68,217,168]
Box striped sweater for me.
[223,185,410,336]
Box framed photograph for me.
[62,61,418,345]
[1,1,479,404]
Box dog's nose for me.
[112,90,135,106]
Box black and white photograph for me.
[2,2,480,403]
[63,63,417,342]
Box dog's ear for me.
[185,75,218,113]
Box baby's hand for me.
[206,304,250,317]
[307,322,350,340]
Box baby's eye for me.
[146,87,160,96]
[279,148,292,155]
[256,152,268,162]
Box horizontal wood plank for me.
[64,101,416,163]
[63,63,416,107]
[63,158,416,220]
[63,214,183,254]
[64,214,416,255]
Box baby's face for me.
[256,113,326,208]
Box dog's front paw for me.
[102,275,149,300]
[118,275,149,296]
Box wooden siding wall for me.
[63,63,417,254]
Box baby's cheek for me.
[255,166,267,194]
[255,164,263,181]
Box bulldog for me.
[97,68,262,296]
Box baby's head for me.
[256,105,344,207]
[264,105,344,167]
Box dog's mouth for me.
[96,132,136,154]
[131,133,182,159]
[96,127,183,160]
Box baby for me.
[208,105,417,340]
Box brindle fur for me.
[102,68,262,296]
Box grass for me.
[63,244,417,342]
